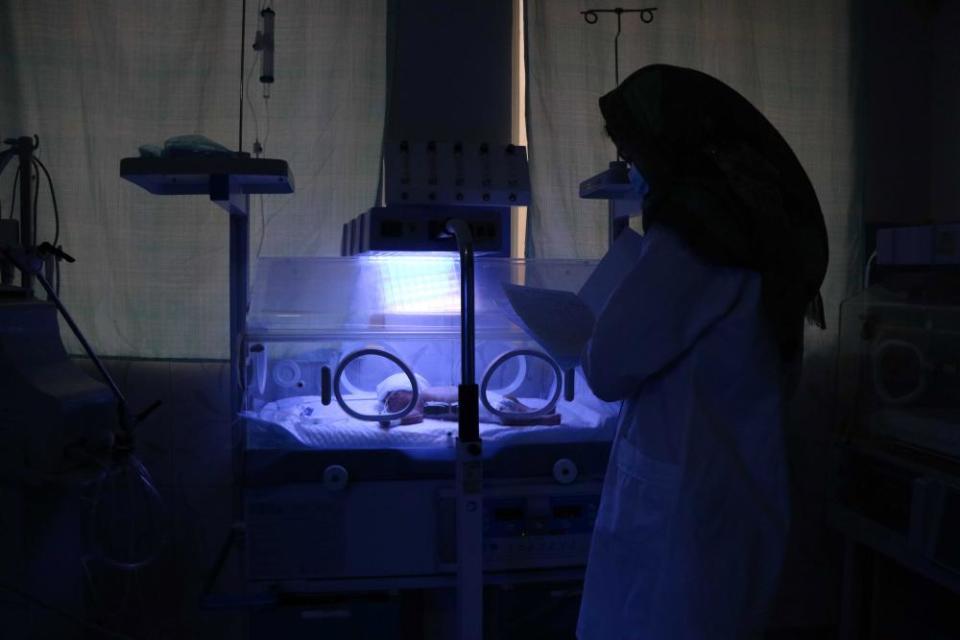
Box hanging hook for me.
[580,7,658,87]
[580,7,658,24]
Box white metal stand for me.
[456,438,484,640]
[446,219,484,640]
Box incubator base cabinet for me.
[832,285,960,638]
[240,255,618,637]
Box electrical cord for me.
[864,249,877,290]
[33,156,61,247]
[0,148,65,292]
[8,164,19,218]
[256,194,267,258]
[244,48,262,153]
[87,453,166,572]
[33,157,64,293]
[24,161,60,293]
[32,163,39,246]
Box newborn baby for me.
[376,373,562,427]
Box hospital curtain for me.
[0,0,386,359]
[524,0,860,627]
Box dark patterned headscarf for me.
[599,64,828,361]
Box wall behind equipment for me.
[0,0,386,359]
[858,0,960,225]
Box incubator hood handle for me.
[444,219,476,387]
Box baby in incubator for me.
[377,373,561,427]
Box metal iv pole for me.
[579,6,658,246]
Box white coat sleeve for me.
[580,226,748,401]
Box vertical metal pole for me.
[228,200,249,601]
[445,219,483,640]
[609,201,630,247]
[208,172,251,609]
[614,8,622,86]
[239,0,247,153]
[229,198,249,481]
[456,439,483,640]
[17,137,33,291]
[460,246,476,387]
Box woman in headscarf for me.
[575,64,828,638]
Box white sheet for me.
[246,394,616,450]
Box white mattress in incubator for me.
[246,395,615,450]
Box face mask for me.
[628,164,649,198]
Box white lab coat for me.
[577,225,789,639]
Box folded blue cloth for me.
[137,135,232,159]
[137,144,163,158]
[162,135,232,158]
